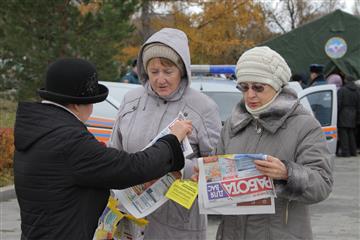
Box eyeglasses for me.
[236,82,266,93]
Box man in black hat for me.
[308,64,327,87]
[13,58,192,239]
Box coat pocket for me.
[120,98,140,118]
[118,98,140,150]
[167,200,190,224]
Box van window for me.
[203,92,241,123]
[305,91,333,126]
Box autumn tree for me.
[354,0,360,16]
[148,0,272,64]
[115,0,184,64]
[260,0,345,33]
[0,0,139,100]
[114,0,154,65]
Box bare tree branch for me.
[354,0,360,15]
[260,0,344,33]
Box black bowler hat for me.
[309,64,324,74]
[38,58,108,104]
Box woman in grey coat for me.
[109,28,222,239]
[215,46,333,240]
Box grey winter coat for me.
[216,87,333,240]
[109,28,222,239]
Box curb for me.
[0,184,16,201]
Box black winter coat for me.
[14,102,184,240]
[308,75,327,87]
[337,82,360,128]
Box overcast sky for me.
[187,1,356,15]
[343,0,355,14]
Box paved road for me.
[1,156,359,240]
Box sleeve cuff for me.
[157,134,185,171]
[283,160,309,197]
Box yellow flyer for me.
[165,180,198,209]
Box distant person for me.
[290,73,307,88]
[120,58,140,84]
[337,75,360,157]
[308,64,326,87]
[326,73,343,154]
[355,78,360,150]
[13,58,192,239]
[327,73,343,90]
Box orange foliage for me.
[116,0,273,67]
[114,46,141,64]
[78,0,102,16]
[151,0,270,64]
[0,128,14,171]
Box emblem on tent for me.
[325,37,347,59]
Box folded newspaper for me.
[93,195,148,240]
[112,112,193,219]
[198,154,276,215]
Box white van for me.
[87,65,337,155]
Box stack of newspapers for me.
[112,112,193,219]
[94,113,193,239]
[197,154,276,215]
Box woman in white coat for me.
[109,28,222,239]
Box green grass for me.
[0,99,17,128]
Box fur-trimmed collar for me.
[230,87,308,135]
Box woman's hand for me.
[190,165,199,182]
[170,120,192,142]
[171,171,182,180]
[254,155,288,180]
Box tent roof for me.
[261,10,360,79]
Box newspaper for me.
[113,112,193,219]
[93,196,125,239]
[93,194,149,240]
[198,192,275,215]
[115,214,148,240]
[197,154,276,213]
[142,112,192,157]
[199,166,274,215]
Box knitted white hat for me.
[142,43,185,76]
[236,46,292,91]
